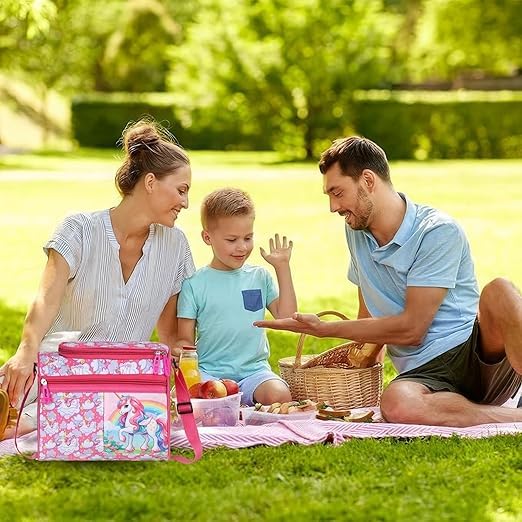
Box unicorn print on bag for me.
[112,395,169,453]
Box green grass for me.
[1,151,521,521]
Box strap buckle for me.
[176,401,193,415]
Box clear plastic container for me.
[172,393,242,429]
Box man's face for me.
[322,162,373,230]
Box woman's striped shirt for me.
[43,209,195,342]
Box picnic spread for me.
[2,328,521,460]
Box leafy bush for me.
[352,90,522,159]
[71,91,522,158]
[71,93,272,150]
[71,93,178,148]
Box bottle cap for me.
[182,345,197,351]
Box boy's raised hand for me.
[260,233,293,267]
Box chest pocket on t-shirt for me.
[242,289,263,312]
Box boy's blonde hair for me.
[201,188,255,229]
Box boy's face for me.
[202,214,255,271]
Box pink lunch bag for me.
[16,341,201,463]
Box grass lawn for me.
[1,150,521,521]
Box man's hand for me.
[260,233,293,268]
[254,312,326,337]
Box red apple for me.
[189,383,202,398]
[220,379,239,396]
[199,380,227,399]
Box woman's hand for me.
[260,233,293,268]
[0,249,70,407]
[0,351,36,408]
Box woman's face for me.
[151,165,192,227]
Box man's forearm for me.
[324,313,424,346]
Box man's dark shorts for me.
[393,320,522,405]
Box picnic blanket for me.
[2,405,521,458]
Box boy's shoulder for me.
[185,265,212,281]
[240,264,269,275]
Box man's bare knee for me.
[380,382,430,424]
[481,278,521,309]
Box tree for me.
[101,0,181,92]
[409,0,522,82]
[169,0,400,158]
[0,0,123,143]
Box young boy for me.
[176,188,296,406]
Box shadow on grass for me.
[0,300,25,363]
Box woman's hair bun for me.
[124,122,162,157]
[115,117,189,197]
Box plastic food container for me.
[173,393,242,428]
[241,407,316,426]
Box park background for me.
[1,1,521,521]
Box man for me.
[255,136,522,427]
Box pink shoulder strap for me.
[171,367,203,463]
[14,364,37,459]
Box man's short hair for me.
[319,136,390,182]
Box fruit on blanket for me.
[220,379,239,396]
[189,383,202,398]
[200,379,227,399]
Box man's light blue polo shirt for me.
[346,193,479,374]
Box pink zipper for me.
[39,375,168,404]
[58,346,171,377]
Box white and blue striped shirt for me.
[44,209,195,342]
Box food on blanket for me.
[252,399,317,415]
[220,379,240,396]
[315,409,374,423]
[317,407,351,418]
[199,379,228,399]
[347,410,374,422]
[189,383,202,398]
[347,343,381,368]
[297,399,317,412]
[316,413,338,421]
[267,402,282,413]
[279,402,292,414]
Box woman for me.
[0,119,194,439]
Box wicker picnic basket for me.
[278,311,383,410]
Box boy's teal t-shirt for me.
[177,264,278,381]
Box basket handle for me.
[294,310,349,368]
